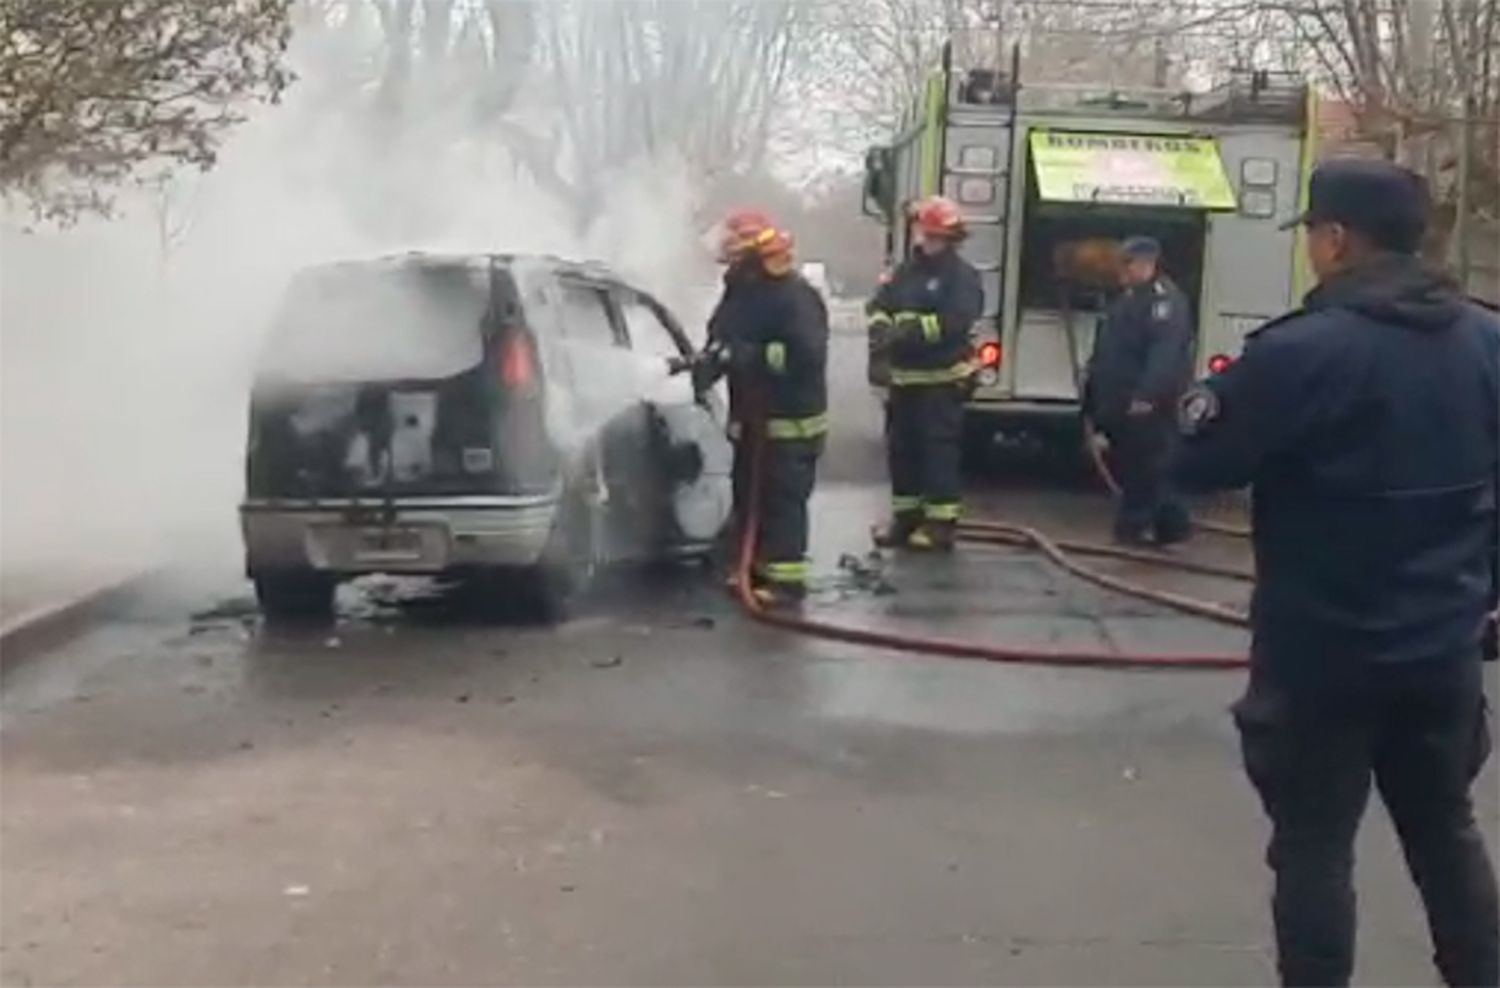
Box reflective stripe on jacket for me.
[712,268,829,429]
[867,248,983,387]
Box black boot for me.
[873,510,922,549]
[1153,502,1193,547]
[1112,523,1155,548]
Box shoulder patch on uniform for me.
[1152,299,1173,321]
[1177,385,1220,436]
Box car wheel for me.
[531,489,601,622]
[254,571,336,623]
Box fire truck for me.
[863,44,1318,450]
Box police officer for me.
[869,196,984,551]
[1173,159,1499,987]
[1083,235,1194,546]
[697,210,829,607]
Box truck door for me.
[943,104,1013,378]
[1014,129,1239,402]
[1201,132,1304,370]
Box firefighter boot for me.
[908,520,956,552]
[725,569,760,596]
[751,581,806,611]
[873,510,922,549]
[753,560,808,609]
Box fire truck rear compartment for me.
[1020,204,1207,317]
[1008,187,1208,408]
[965,204,1208,456]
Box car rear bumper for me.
[241,495,558,575]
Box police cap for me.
[1120,235,1162,260]
[1281,158,1430,253]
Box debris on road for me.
[589,654,625,670]
[191,597,259,623]
[833,551,898,598]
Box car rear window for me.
[257,263,489,384]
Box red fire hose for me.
[1081,417,1251,539]
[733,430,1253,671]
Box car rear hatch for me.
[245,260,557,503]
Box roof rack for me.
[941,47,1308,127]
[295,251,629,288]
[1190,69,1308,124]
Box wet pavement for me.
[2,333,1495,986]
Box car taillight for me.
[498,332,538,388]
[1207,353,1234,375]
[978,341,1003,367]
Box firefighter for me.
[1174,159,1499,987]
[869,196,983,550]
[1083,235,1194,546]
[695,210,829,607]
[700,208,776,539]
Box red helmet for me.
[717,208,794,267]
[911,195,966,239]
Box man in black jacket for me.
[868,195,984,551]
[696,211,828,607]
[1084,235,1195,546]
[1174,159,1499,987]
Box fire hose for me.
[676,333,1254,669]
[1081,419,1251,539]
[732,428,1254,671]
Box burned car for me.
[240,253,732,619]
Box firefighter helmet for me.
[717,208,795,271]
[910,195,966,240]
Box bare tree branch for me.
[0,0,294,223]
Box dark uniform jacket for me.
[1085,275,1195,428]
[1174,256,1499,677]
[706,266,752,426]
[707,267,829,438]
[869,248,983,383]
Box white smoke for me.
[0,30,720,589]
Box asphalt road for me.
[3,331,1495,986]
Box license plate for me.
[353,527,425,563]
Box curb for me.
[0,569,156,675]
